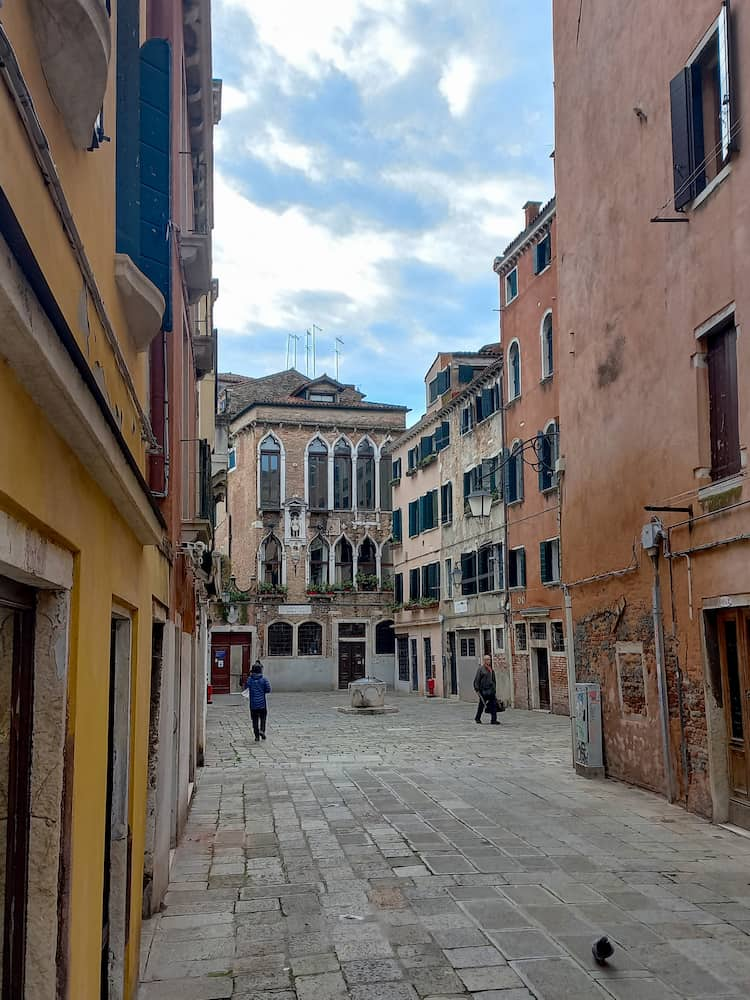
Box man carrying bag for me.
[473,655,502,725]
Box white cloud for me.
[253,125,321,179]
[439,52,479,117]
[220,83,252,115]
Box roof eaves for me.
[493,195,556,274]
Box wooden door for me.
[410,638,419,691]
[448,632,458,696]
[718,610,750,828]
[211,644,231,694]
[536,648,551,710]
[338,642,366,688]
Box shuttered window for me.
[409,568,420,601]
[421,562,440,601]
[461,552,478,595]
[408,500,420,538]
[707,324,740,481]
[440,482,453,524]
[392,508,403,543]
[539,539,560,585]
[534,233,551,273]
[509,547,526,589]
[394,573,404,605]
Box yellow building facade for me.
[0,2,194,997]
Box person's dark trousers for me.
[251,707,268,740]
[475,697,484,723]
[476,696,498,724]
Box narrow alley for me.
[139,695,750,1000]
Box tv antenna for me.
[286,333,300,370]
[306,324,322,376]
[335,337,344,380]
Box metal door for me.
[536,648,551,710]
[338,642,366,688]
[718,610,750,828]
[410,638,419,691]
[447,632,458,695]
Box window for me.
[460,636,476,657]
[408,446,419,472]
[539,538,561,585]
[428,367,450,403]
[308,392,335,402]
[356,439,375,510]
[482,629,492,657]
[445,558,453,599]
[298,622,323,656]
[392,508,403,543]
[551,621,565,653]
[458,363,475,384]
[530,622,547,642]
[421,562,440,601]
[228,447,237,472]
[339,622,366,638]
[357,538,377,580]
[463,465,483,506]
[308,438,328,510]
[408,500,420,538]
[434,421,450,452]
[509,547,526,589]
[541,312,553,378]
[394,573,404,605]
[376,620,395,655]
[392,457,402,481]
[508,341,521,400]
[309,536,329,586]
[420,434,434,461]
[505,267,518,304]
[534,233,552,274]
[505,442,524,504]
[440,482,453,524]
[514,622,528,652]
[379,449,392,511]
[706,323,740,481]
[424,637,435,679]
[333,440,352,509]
[268,622,292,656]
[397,636,410,681]
[461,551,478,595]
[261,534,282,586]
[460,405,474,435]
[259,436,281,509]
[495,542,505,590]
[670,3,735,210]
[537,422,558,492]
[478,546,495,594]
[409,568,420,602]
[420,490,438,531]
[495,626,505,651]
[335,537,353,584]
[380,540,394,589]
[476,383,500,423]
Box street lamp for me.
[467,488,493,518]
[451,564,463,588]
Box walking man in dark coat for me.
[473,655,500,725]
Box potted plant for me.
[356,572,379,592]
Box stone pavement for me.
[139,693,750,999]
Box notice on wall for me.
[279,604,312,615]
[453,599,468,614]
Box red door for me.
[211,645,231,694]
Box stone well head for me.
[348,676,386,709]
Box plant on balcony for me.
[390,477,401,486]
[258,582,287,596]
[403,597,439,611]
[306,583,335,596]
[380,577,394,593]
[391,602,405,612]
[418,453,437,469]
[356,572,379,592]
[333,581,355,593]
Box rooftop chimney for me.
[523,200,543,227]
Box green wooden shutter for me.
[116,0,140,259]
[458,364,474,383]
[140,38,172,330]
[519,548,527,587]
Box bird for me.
[592,936,615,965]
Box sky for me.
[212,0,554,424]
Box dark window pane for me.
[298,622,323,656]
[339,622,366,638]
[268,622,292,656]
[724,619,744,740]
[334,441,351,509]
[376,620,395,654]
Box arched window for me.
[506,442,524,504]
[541,313,553,378]
[375,620,395,655]
[309,536,329,586]
[268,622,292,656]
[298,621,323,656]
[380,539,394,590]
[307,438,328,510]
[261,534,282,586]
[333,439,352,510]
[260,436,281,509]
[379,443,392,511]
[357,538,377,589]
[508,341,521,400]
[335,537,353,585]
[538,422,558,492]
[356,439,375,510]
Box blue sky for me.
[212,0,554,423]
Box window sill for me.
[539,374,553,385]
[698,472,744,502]
[507,499,524,508]
[542,581,561,589]
[509,585,526,592]
[689,163,732,211]
[534,263,552,277]
[540,485,558,496]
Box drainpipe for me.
[499,381,514,707]
[563,584,577,759]
[643,520,675,803]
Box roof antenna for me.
[335,337,344,380]
[312,324,321,377]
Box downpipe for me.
[563,584,577,760]
[650,543,676,803]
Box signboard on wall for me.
[454,599,468,614]
[279,604,312,615]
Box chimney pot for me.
[523,200,543,227]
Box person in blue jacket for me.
[244,660,271,742]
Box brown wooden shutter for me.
[707,327,740,480]
[670,66,704,210]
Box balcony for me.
[114,254,165,353]
[179,232,212,304]
[30,0,111,149]
[192,327,216,379]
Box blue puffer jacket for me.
[245,672,271,709]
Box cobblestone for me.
[139,692,750,998]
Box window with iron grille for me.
[397,636,410,681]
[268,622,293,656]
[551,621,565,653]
[298,622,323,656]
[514,622,528,652]
[530,622,547,642]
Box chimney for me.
[523,200,542,227]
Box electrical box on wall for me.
[574,682,605,778]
